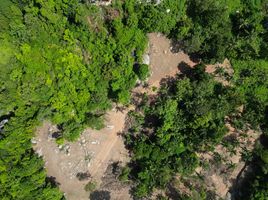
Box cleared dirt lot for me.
[34,109,130,200]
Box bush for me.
[55,137,64,145]
[134,64,149,81]
[84,181,96,192]
[118,166,131,182]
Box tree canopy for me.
[0,0,268,199]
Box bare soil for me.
[147,33,195,87]
[34,109,130,200]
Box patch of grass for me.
[56,137,64,145]
[84,181,96,192]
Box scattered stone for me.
[0,119,8,129]
[47,134,53,140]
[106,125,114,129]
[36,148,43,157]
[31,138,37,144]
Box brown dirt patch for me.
[34,109,130,200]
[147,33,195,87]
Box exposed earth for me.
[33,33,259,200]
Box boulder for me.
[142,54,150,65]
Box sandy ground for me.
[147,33,195,87]
[34,109,130,200]
[34,33,249,200]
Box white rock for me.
[166,9,170,13]
[142,54,150,65]
[31,138,37,144]
[36,148,43,157]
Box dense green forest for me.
[0,0,267,199]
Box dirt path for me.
[86,109,129,180]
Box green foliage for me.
[0,0,148,198]
[0,0,149,140]
[1,0,268,199]
[123,0,187,34]
[241,136,268,200]
[56,137,64,146]
[119,166,131,182]
[134,64,149,81]
[0,118,64,200]
[232,60,268,132]
[126,65,241,197]
[84,181,96,192]
[171,0,268,62]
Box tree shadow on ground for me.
[46,176,61,187]
[169,38,201,63]
[178,61,194,77]
[76,171,91,181]
[89,190,111,200]
[165,184,182,200]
